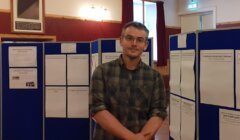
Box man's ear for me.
[144,41,149,50]
[120,36,123,44]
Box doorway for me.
[180,10,216,33]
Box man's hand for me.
[141,131,152,140]
[125,133,147,140]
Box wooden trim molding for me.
[217,21,240,25]
[0,34,56,42]
[0,9,10,13]
[166,25,181,29]
[217,21,240,28]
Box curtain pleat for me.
[156,1,167,66]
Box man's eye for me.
[126,36,133,40]
[137,38,145,42]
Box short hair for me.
[121,21,149,37]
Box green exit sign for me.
[188,2,198,10]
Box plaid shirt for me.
[91,55,167,140]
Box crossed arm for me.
[93,110,164,140]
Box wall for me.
[0,0,122,41]
[0,0,122,21]
[45,17,121,41]
[0,11,122,41]
[45,0,122,21]
[0,0,9,10]
[0,0,180,42]
[178,0,240,25]
[0,0,180,27]
[164,0,180,27]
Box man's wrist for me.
[123,133,135,140]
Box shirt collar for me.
[118,54,143,70]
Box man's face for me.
[120,26,148,59]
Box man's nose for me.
[132,39,138,45]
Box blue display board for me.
[0,38,153,140]
[91,40,99,54]
[170,29,240,140]
[198,29,240,140]
[44,42,90,140]
[1,43,44,140]
[169,33,197,140]
[90,40,99,139]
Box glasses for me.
[122,35,147,45]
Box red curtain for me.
[156,1,167,66]
[122,0,133,26]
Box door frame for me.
[179,7,216,31]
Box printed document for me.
[169,51,181,95]
[9,68,37,89]
[141,52,149,65]
[200,50,234,107]
[102,53,121,64]
[45,86,66,117]
[178,34,187,48]
[115,39,123,52]
[68,87,89,118]
[61,43,76,53]
[236,50,240,109]
[67,54,89,85]
[180,99,195,140]
[45,55,66,85]
[220,109,240,140]
[91,53,99,75]
[181,50,195,100]
[170,95,181,140]
[9,46,37,67]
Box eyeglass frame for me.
[121,34,148,45]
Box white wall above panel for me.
[0,0,122,21]
[180,14,200,33]
[164,0,180,27]
[45,0,122,21]
[0,0,10,10]
[178,0,240,23]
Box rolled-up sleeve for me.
[149,73,167,120]
[90,66,107,116]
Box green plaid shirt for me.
[91,55,167,140]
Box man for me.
[91,21,167,140]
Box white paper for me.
[67,54,89,85]
[219,109,240,140]
[91,53,99,75]
[45,55,66,85]
[169,95,181,140]
[236,50,240,109]
[141,52,149,66]
[178,34,187,48]
[200,50,234,107]
[9,68,38,89]
[9,46,37,67]
[115,39,123,52]
[102,53,121,64]
[169,51,181,95]
[45,86,66,118]
[181,50,195,100]
[68,87,89,118]
[180,99,195,140]
[61,43,76,53]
